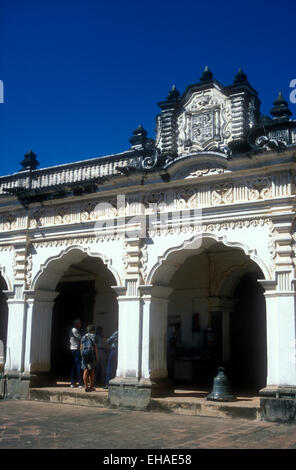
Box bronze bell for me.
[207,367,235,402]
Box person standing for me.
[105,329,118,388]
[80,324,99,392]
[95,326,109,387]
[69,318,84,388]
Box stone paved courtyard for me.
[0,400,296,450]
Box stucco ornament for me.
[178,89,232,154]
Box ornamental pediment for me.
[177,88,232,154]
[175,164,230,180]
[166,152,230,181]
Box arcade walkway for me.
[0,399,295,449]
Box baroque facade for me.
[1,67,296,416]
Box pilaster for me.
[23,290,58,376]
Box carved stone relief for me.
[177,89,232,154]
[248,177,272,200]
[3,213,17,231]
[212,183,233,205]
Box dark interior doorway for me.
[50,280,95,379]
[229,272,267,392]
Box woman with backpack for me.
[80,324,99,392]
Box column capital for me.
[139,284,173,299]
[258,279,277,294]
[23,289,59,302]
[2,289,17,300]
[111,285,127,297]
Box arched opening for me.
[230,272,267,391]
[50,255,118,382]
[0,274,8,356]
[151,236,267,395]
[32,249,119,386]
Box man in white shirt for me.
[69,318,84,388]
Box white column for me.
[4,298,27,373]
[140,285,173,381]
[24,290,58,374]
[112,285,173,383]
[261,279,296,389]
[266,292,296,387]
[116,294,142,379]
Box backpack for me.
[81,334,95,363]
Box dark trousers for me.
[95,349,108,386]
[106,348,117,386]
[70,350,83,385]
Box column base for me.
[4,372,31,399]
[259,386,296,399]
[108,377,173,409]
[4,371,55,399]
[260,386,296,422]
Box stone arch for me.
[26,245,121,382]
[32,244,122,292]
[0,265,12,292]
[144,231,269,392]
[216,263,264,299]
[147,232,270,286]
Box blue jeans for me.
[106,348,117,386]
[70,350,83,386]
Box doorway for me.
[165,241,267,392]
[51,280,95,379]
[49,254,118,383]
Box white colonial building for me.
[1,67,296,416]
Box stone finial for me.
[166,84,180,101]
[132,125,147,137]
[200,66,213,83]
[129,125,148,149]
[233,68,248,84]
[20,150,39,171]
[270,91,292,119]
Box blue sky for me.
[0,0,295,175]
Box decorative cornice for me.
[148,216,273,237]
[0,171,292,236]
